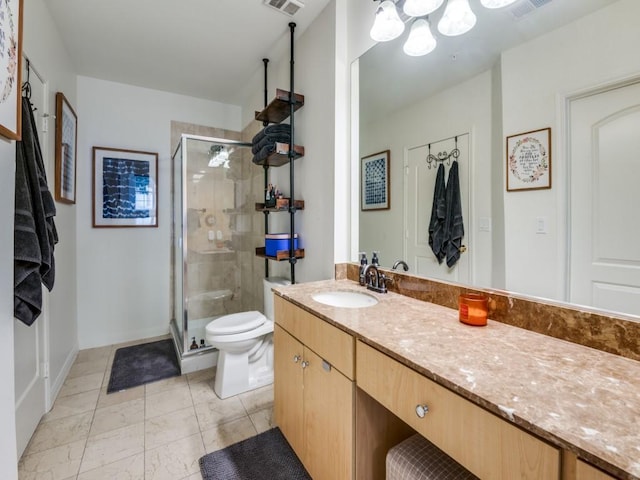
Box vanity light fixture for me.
[370,0,405,42]
[371,0,514,56]
[480,0,518,8]
[403,0,444,17]
[403,18,437,56]
[438,0,477,36]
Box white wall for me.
[242,1,337,283]
[360,70,494,286]
[0,141,17,479]
[76,77,241,348]
[501,0,640,300]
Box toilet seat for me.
[206,319,273,345]
[205,311,266,336]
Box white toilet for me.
[205,277,290,399]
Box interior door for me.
[405,134,470,283]
[569,80,640,316]
[14,58,49,458]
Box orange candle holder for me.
[458,293,489,326]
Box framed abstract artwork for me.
[506,127,552,191]
[361,150,390,211]
[92,146,158,228]
[54,92,77,204]
[0,0,23,140]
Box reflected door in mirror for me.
[406,134,470,283]
[569,80,640,317]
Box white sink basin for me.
[311,290,378,308]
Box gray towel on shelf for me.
[443,160,464,268]
[14,97,58,326]
[251,123,291,146]
[252,143,278,164]
[428,163,446,263]
[251,132,291,154]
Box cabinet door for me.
[274,325,304,459]
[303,347,355,480]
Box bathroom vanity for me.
[273,277,640,480]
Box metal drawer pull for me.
[293,355,301,363]
[415,404,429,418]
[322,360,331,372]
[301,360,310,369]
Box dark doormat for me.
[107,338,180,393]
[200,427,311,480]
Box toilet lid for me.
[206,311,267,336]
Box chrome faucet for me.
[362,264,392,294]
[392,260,409,271]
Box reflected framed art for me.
[361,149,390,211]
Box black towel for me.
[251,132,291,155]
[428,163,446,263]
[443,160,464,268]
[14,97,58,326]
[251,123,291,148]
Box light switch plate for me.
[536,216,548,234]
[479,217,492,232]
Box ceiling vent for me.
[263,0,305,17]
[508,0,552,19]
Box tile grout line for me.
[75,351,109,479]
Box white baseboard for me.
[47,343,79,411]
[79,325,171,350]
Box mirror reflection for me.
[357,0,640,319]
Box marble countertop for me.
[274,279,640,480]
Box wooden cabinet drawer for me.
[275,296,354,379]
[356,341,560,480]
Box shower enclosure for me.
[170,134,259,373]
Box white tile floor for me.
[18,336,274,480]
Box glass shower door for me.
[171,134,253,360]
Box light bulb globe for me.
[403,19,437,56]
[403,0,445,17]
[437,0,476,37]
[370,0,405,42]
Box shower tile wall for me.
[241,121,277,313]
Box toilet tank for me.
[263,277,291,321]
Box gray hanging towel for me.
[14,97,58,326]
[428,163,446,263]
[443,160,464,268]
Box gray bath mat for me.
[107,339,180,393]
[199,427,311,480]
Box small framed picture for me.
[54,92,77,204]
[506,127,551,191]
[361,150,390,211]
[92,146,158,228]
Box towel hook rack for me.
[21,58,38,112]
[425,136,459,169]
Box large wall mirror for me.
[355,0,640,320]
